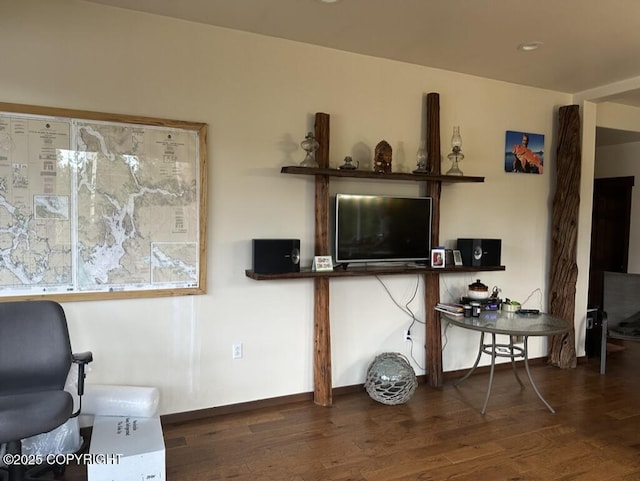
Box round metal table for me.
[441,310,570,414]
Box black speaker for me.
[456,238,502,267]
[252,239,301,274]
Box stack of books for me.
[434,303,464,316]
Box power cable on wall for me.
[376,274,425,370]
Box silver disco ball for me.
[364,352,417,405]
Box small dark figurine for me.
[373,140,392,173]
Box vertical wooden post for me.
[425,93,441,176]
[548,105,579,368]
[424,93,443,387]
[313,112,332,405]
[314,277,331,405]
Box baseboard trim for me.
[161,391,313,424]
[160,356,550,425]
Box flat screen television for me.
[334,194,432,265]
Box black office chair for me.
[0,300,92,481]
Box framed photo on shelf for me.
[312,256,334,272]
[445,249,454,267]
[431,248,445,268]
[453,249,463,266]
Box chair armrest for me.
[70,351,93,417]
[72,351,93,365]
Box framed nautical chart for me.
[0,102,207,301]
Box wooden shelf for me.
[281,166,484,183]
[248,109,495,406]
[246,265,505,280]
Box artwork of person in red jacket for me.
[512,133,543,174]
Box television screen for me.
[334,194,432,264]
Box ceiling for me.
[83,0,640,143]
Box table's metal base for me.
[454,332,556,415]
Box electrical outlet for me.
[404,330,412,342]
[232,343,243,359]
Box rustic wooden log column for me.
[313,112,332,405]
[548,105,579,368]
[424,93,443,387]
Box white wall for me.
[1,0,572,415]
[575,100,640,357]
[594,101,640,272]
[597,102,640,132]
[575,101,597,356]
[595,141,640,272]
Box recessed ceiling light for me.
[518,41,543,52]
[319,0,341,3]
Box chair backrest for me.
[0,300,73,396]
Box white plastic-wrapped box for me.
[88,415,165,481]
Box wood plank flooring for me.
[61,342,640,480]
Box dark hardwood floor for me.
[61,342,640,480]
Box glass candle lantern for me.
[300,132,320,168]
[446,126,464,176]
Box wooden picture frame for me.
[0,102,208,302]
